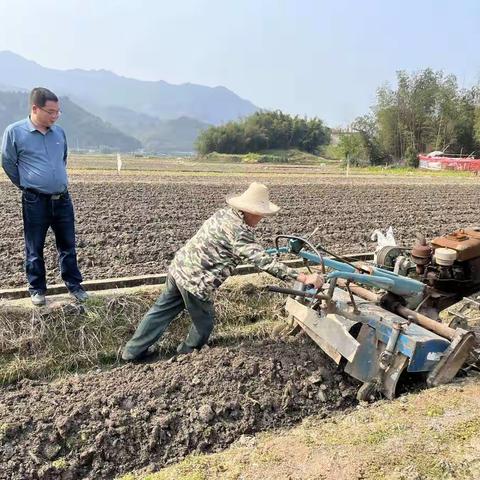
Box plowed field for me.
[1,173,479,289]
[1,166,480,479]
[0,337,359,480]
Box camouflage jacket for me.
[169,207,299,301]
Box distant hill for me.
[0,51,258,125]
[0,83,27,92]
[91,105,210,153]
[0,91,141,152]
[141,116,210,154]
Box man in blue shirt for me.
[1,87,87,306]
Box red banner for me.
[419,155,480,172]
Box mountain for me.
[141,116,210,154]
[90,105,210,153]
[0,51,258,125]
[0,83,27,92]
[0,91,141,152]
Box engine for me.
[413,228,480,296]
[375,227,480,315]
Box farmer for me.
[122,182,323,361]
[1,87,87,306]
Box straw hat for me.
[226,182,280,216]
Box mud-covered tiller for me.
[265,228,480,400]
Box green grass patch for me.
[346,165,475,177]
[119,452,246,480]
[426,404,445,417]
[51,458,68,470]
[320,143,343,160]
[202,149,332,165]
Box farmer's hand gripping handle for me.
[297,272,324,289]
[266,271,326,300]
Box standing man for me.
[122,182,323,362]
[1,87,87,306]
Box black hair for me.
[29,87,58,107]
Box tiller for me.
[266,229,480,400]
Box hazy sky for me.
[0,0,478,125]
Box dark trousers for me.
[22,189,83,294]
[122,274,215,360]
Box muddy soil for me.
[0,337,357,480]
[1,177,479,289]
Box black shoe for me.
[121,349,157,363]
[176,343,195,355]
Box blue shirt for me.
[1,117,68,194]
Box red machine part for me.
[411,235,432,273]
[431,229,480,261]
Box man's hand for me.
[297,272,324,289]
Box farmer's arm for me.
[233,231,323,287]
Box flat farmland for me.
[1,158,480,480]
[1,158,479,290]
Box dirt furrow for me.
[0,337,357,480]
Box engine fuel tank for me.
[431,228,480,261]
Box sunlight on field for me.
[66,153,480,179]
[67,153,340,176]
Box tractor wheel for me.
[356,381,379,402]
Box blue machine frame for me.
[267,243,453,396]
[266,246,426,308]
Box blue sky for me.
[0,0,478,125]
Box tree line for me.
[195,110,331,155]
[337,69,480,166]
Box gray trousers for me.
[122,274,214,360]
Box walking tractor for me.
[266,228,480,400]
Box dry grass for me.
[0,294,152,384]
[0,274,286,385]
